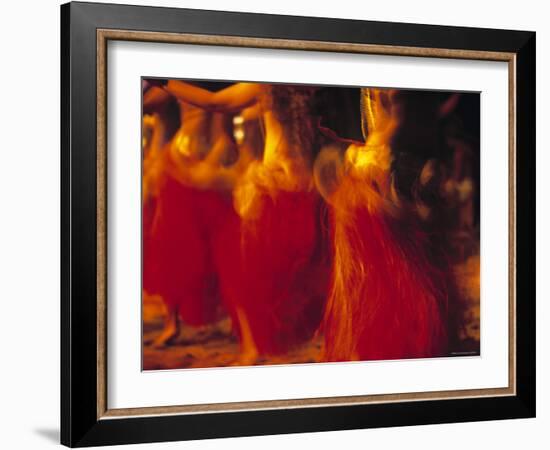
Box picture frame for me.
[60,1,536,447]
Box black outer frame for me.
[60,1,536,447]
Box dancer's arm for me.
[313,144,347,202]
[164,81,261,112]
[143,86,171,113]
[240,103,263,121]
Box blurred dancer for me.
[161,81,329,363]
[142,81,241,347]
[314,88,450,361]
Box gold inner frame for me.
[96,29,517,420]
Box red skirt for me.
[143,175,237,326]
[323,179,449,361]
[221,190,329,355]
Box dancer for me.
[314,88,450,361]
[160,81,330,363]
[142,82,242,347]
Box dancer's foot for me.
[152,310,180,348]
[233,307,259,366]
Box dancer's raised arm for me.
[143,86,171,113]
[164,81,261,112]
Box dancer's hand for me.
[314,144,346,202]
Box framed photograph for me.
[61,1,535,447]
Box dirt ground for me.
[142,259,480,371]
[142,294,323,370]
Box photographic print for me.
[141,80,481,370]
[62,5,535,445]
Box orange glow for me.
[141,81,479,369]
